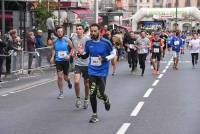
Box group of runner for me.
[48,24,200,123]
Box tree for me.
[34,0,54,32]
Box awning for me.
[0,13,13,19]
[71,9,102,24]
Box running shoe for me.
[104,98,111,111]
[57,93,64,99]
[68,81,72,89]
[83,99,89,109]
[89,114,99,123]
[75,98,82,108]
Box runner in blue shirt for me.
[78,23,116,123]
[170,31,183,70]
[49,27,74,99]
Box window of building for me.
[185,0,191,7]
[140,0,142,3]
[197,0,200,7]
[156,0,160,2]
[147,0,149,2]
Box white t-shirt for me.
[189,38,200,53]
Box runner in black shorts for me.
[150,32,164,75]
[71,24,90,109]
[50,27,74,99]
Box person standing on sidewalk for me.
[0,33,7,82]
[78,23,116,123]
[71,24,90,109]
[27,32,36,74]
[49,27,73,99]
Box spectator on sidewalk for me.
[0,32,7,82]
[27,32,36,74]
[46,17,55,40]
[6,29,23,74]
[35,30,46,67]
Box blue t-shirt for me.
[180,34,186,47]
[171,36,183,52]
[85,38,113,77]
[54,37,70,61]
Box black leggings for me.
[191,53,199,66]
[138,53,147,75]
[128,51,138,71]
[89,76,108,113]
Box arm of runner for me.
[49,39,55,64]
[68,39,74,58]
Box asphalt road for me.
[0,51,200,134]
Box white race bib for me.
[174,41,179,46]
[129,44,134,49]
[58,51,67,58]
[91,57,102,66]
[153,48,160,53]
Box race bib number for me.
[58,51,67,58]
[129,44,134,49]
[91,57,102,66]
[174,41,179,46]
[153,48,160,53]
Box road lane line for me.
[116,123,131,134]
[13,79,56,93]
[1,94,8,96]
[152,80,159,87]
[143,88,154,98]
[9,91,17,94]
[131,101,144,117]
[162,69,167,73]
[158,74,164,79]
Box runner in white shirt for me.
[188,33,200,68]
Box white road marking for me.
[9,91,17,94]
[143,88,154,98]
[116,123,131,134]
[0,79,56,96]
[152,80,159,87]
[158,74,164,79]
[13,79,56,93]
[1,94,8,96]
[131,101,144,116]
[165,66,169,69]
[162,69,167,73]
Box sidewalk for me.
[0,67,57,89]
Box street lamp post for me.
[1,0,5,37]
[175,0,178,30]
[58,0,61,26]
[94,0,98,23]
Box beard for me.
[91,33,99,40]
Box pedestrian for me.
[111,34,121,75]
[46,16,55,40]
[27,32,36,74]
[124,31,138,73]
[71,24,90,109]
[6,29,23,74]
[188,33,200,68]
[0,32,7,82]
[150,32,164,75]
[135,31,150,76]
[78,23,116,123]
[35,30,46,67]
[49,27,73,99]
[171,30,183,70]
